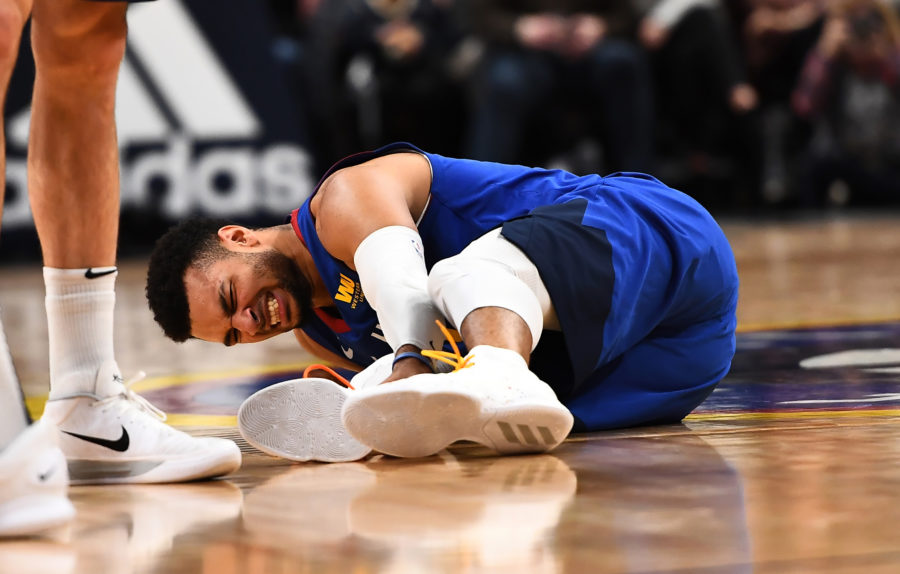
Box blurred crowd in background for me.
[266,0,900,211]
[2,0,898,264]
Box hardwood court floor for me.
[2,212,900,573]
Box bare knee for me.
[30,0,127,88]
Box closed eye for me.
[229,282,241,345]
[220,281,241,346]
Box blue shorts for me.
[501,173,739,432]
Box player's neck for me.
[269,225,331,307]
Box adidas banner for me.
[2,0,315,254]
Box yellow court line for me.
[25,363,314,419]
[687,409,900,421]
[26,359,900,427]
[179,408,900,431]
[26,394,237,427]
[130,362,316,392]
[167,414,238,427]
[737,316,900,333]
[25,397,50,421]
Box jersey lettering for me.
[335,274,355,304]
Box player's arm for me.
[311,152,443,382]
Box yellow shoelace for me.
[421,320,474,372]
[304,321,469,386]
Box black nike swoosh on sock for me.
[84,268,117,279]
[62,426,130,452]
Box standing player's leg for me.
[28,0,240,484]
[27,0,123,403]
[0,0,32,451]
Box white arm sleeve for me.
[353,226,445,352]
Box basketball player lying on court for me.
[145,142,739,462]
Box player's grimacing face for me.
[184,249,313,346]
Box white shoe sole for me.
[0,494,75,537]
[341,381,574,458]
[238,378,372,463]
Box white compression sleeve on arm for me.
[353,226,445,352]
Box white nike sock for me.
[0,309,30,449]
[44,267,118,399]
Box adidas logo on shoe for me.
[494,421,563,448]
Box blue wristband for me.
[392,351,433,370]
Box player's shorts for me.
[501,172,739,432]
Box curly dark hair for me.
[145,217,231,342]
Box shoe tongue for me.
[351,354,394,389]
[93,361,126,398]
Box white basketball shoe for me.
[41,361,241,484]
[237,356,392,463]
[341,345,574,458]
[0,420,75,537]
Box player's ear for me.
[218,225,261,250]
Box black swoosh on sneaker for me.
[62,426,130,452]
[38,465,57,482]
[84,267,117,279]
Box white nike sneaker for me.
[237,355,392,463]
[341,345,574,458]
[0,420,75,537]
[41,361,241,485]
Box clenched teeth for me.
[267,294,280,326]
